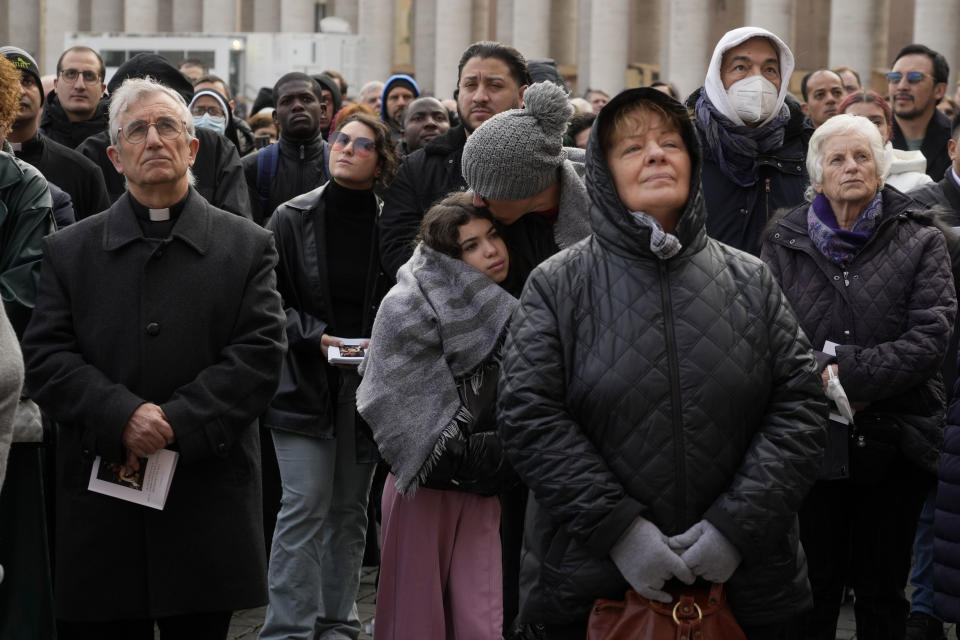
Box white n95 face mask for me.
[725,75,779,124]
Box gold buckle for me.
[672,601,703,624]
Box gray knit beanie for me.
[462,81,573,200]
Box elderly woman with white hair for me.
[761,113,957,638]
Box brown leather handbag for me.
[587,584,747,640]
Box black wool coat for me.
[21,188,286,620]
[14,132,110,220]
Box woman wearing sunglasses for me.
[260,113,399,640]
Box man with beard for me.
[1,46,110,221]
[889,44,951,181]
[241,73,330,225]
[399,96,450,155]
[39,47,110,149]
[378,41,530,277]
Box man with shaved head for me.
[400,96,450,155]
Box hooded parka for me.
[497,88,828,627]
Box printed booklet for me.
[87,449,179,510]
[327,337,368,365]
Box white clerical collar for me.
[149,208,171,221]
[9,142,21,151]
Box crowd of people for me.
[3,22,960,640]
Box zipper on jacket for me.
[299,143,305,160]
[764,177,772,220]
[658,262,686,529]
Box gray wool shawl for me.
[356,243,517,495]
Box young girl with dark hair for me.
[357,192,515,639]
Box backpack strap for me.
[256,142,280,210]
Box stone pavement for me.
[223,570,884,640]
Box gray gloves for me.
[610,516,695,603]
[667,519,742,583]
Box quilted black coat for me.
[761,187,957,476]
[498,89,829,627]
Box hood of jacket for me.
[380,74,421,125]
[585,87,708,259]
[702,26,796,128]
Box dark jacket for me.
[39,92,110,149]
[21,188,286,620]
[935,397,960,621]
[761,186,957,477]
[48,181,76,229]
[892,108,952,182]
[77,128,252,219]
[264,183,388,462]
[233,117,256,157]
[241,132,330,225]
[0,151,55,337]
[13,132,110,220]
[909,169,960,399]
[378,124,468,277]
[498,89,828,626]
[685,89,812,256]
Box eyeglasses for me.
[118,116,185,144]
[191,105,225,118]
[329,131,375,157]
[60,68,101,84]
[886,71,931,84]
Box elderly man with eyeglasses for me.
[39,46,110,149]
[21,76,287,640]
[889,43,952,181]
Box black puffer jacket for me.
[497,88,828,626]
[378,125,468,277]
[761,187,957,475]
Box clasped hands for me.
[121,402,174,474]
[609,516,742,603]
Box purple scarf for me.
[695,93,791,188]
[806,193,883,266]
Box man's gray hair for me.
[360,80,384,96]
[108,76,196,146]
[805,113,891,201]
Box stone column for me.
[172,0,202,31]
[549,0,577,68]
[90,0,124,32]
[7,0,41,68]
[744,0,791,47]
[577,0,630,94]
[358,0,394,84]
[658,0,710,97]
[914,0,960,87]
[827,0,873,88]
[412,0,437,92]
[432,0,471,99]
[203,0,239,32]
[496,0,549,60]
[42,0,80,75]
[124,0,158,32]
[280,0,314,32]
[253,0,280,31]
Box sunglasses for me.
[886,71,931,84]
[329,131,375,157]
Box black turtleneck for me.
[129,189,191,239]
[322,180,377,337]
